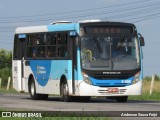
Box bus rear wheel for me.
[41,94,49,100]
[29,78,41,100]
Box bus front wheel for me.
[116,96,128,102]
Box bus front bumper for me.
[78,81,142,96]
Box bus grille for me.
[92,74,130,80]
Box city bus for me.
[13,20,145,102]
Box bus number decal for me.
[121,80,131,84]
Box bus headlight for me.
[132,73,140,85]
[82,73,92,85]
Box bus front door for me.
[13,36,26,92]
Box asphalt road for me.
[0,93,160,111]
[0,93,160,119]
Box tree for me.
[0,49,12,87]
[0,49,12,69]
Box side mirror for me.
[138,33,145,46]
[140,36,145,46]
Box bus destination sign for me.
[84,26,133,34]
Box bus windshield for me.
[80,36,140,71]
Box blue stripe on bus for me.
[30,60,51,86]
[30,60,72,86]
[74,47,83,80]
[90,76,134,87]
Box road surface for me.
[0,93,160,119]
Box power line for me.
[107,5,160,20]
[0,36,13,38]
[0,36,13,37]
[0,0,159,24]
[133,13,160,23]
[0,30,14,32]
[0,0,151,20]
[120,12,160,22]
[0,1,160,43]
[0,42,13,44]
[146,43,160,44]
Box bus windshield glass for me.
[80,36,140,71]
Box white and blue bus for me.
[13,20,145,102]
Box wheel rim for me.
[30,82,35,96]
[63,84,68,96]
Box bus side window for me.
[59,46,67,57]
[27,34,37,59]
[13,35,18,59]
[26,34,41,59]
[37,34,46,45]
[56,33,68,57]
[56,33,61,44]
[46,33,56,58]
[47,46,56,58]
[36,34,46,58]
[57,47,60,57]
[47,34,56,45]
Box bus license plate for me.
[108,88,119,92]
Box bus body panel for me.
[23,61,34,93]
[47,23,80,34]
[22,60,72,94]
[13,60,23,91]
[15,24,80,34]
[49,60,73,94]
[74,47,83,80]
[78,80,142,96]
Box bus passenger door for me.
[13,34,26,92]
[69,33,79,95]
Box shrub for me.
[0,68,12,87]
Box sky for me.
[0,0,160,77]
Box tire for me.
[40,94,49,100]
[60,82,71,102]
[116,96,128,103]
[78,96,91,102]
[28,78,41,100]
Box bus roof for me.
[15,23,80,34]
[15,21,135,34]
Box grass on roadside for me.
[0,88,18,94]
[129,80,160,101]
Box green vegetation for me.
[0,49,12,88]
[0,49,12,69]
[0,88,18,94]
[129,76,160,101]
[0,68,12,87]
